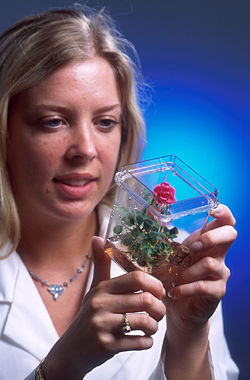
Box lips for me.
[54,178,90,187]
[53,173,96,198]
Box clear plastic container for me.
[104,155,219,288]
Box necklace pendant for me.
[28,253,91,301]
[48,284,64,300]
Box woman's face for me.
[7,57,122,223]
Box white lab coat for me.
[0,205,239,379]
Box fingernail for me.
[211,204,223,215]
[167,289,177,300]
[190,241,203,252]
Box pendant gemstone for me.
[48,285,64,300]
[28,253,91,301]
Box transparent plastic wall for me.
[105,155,219,287]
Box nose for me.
[65,121,97,162]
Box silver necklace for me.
[28,253,91,301]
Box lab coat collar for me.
[0,251,58,360]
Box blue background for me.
[1,1,249,379]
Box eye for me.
[40,118,64,129]
[95,118,119,131]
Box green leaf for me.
[165,254,170,263]
[116,206,127,214]
[150,198,156,206]
[132,226,142,237]
[143,218,153,232]
[163,226,170,233]
[113,225,123,234]
[131,242,140,252]
[157,231,166,240]
[164,244,173,255]
[170,227,178,235]
[153,243,161,253]
[164,230,170,238]
[122,233,134,247]
[135,214,143,226]
[122,214,134,226]
[146,246,153,256]
[148,231,159,244]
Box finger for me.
[112,292,166,321]
[123,313,158,336]
[91,236,111,288]
[206,204,236,231]
[190,225,237,255]
[167,278,227,302]
[92,312,159,336]
[90,290,166,321]
[105,270,166,300]
[98,332,154,352]
[183,204,236,247]
[174,256,230,286]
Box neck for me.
[17,211,97,270]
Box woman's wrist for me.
[164,320,212,380]
[41,350,86,380]
[166,317,210,346]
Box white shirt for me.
[0,205,239,379]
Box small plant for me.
[113,182,178,268]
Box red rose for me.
[153,182,176,204]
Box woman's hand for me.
[43,237,166,380]
[163,204,237,380]
[165,203,237,330]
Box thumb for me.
[91,236,111,288]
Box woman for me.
[0,7,238,380]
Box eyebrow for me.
[27,103,122,114]
[94,104,121,113]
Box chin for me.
[53,201,97,222]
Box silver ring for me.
[121,313,131,334]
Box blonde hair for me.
[0,7,146,257]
